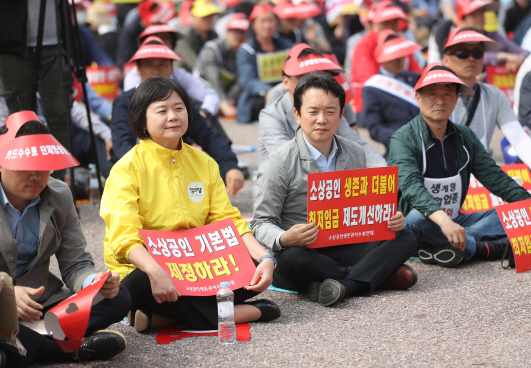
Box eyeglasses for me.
[448,48,484,60]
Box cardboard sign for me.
[461,164,531,214]
[485,65,517,105]
[495,199,531,273]
[156,323,251,344]
[139,218,256,296]
[44,272,110,352]
[86,65,119,101]
[257,50,289,83]
[307,166,398,248]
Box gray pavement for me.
[37,123,531,368]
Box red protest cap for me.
[414,62,475,95]
[332,72,355,103]
[444,27,501,52]
[138,1,176,26]
[220,0,243,7]
[226,13,250,31]
[274,0,321,19]
[283,44,344,76]
[249,4,274,21]
[0,113,79,171]
[138,24,183,40]
[455,0,499,23]
[129,36,182,63]
[0,111,41,146]
[372,3,409,24]
[375,30,422,63]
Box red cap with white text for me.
[283,43,344,76]
[0,111,79,170]
[413,63,475,95]
[129,36,182,63]
[375,30,422,63]
[444,27,501,52]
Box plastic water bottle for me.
[217,282,236,344]
[89,164,100,207]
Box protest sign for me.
[461,164,531,214]
[485,65,516,105]
[44,272,110,352]
[139,218,256,296]
[495,199,531,273]
[257,50,289,83]
[86,65,119,101]
[307,166,398,249]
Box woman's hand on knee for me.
[148,267,180,303]
[245,258,274,292]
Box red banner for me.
[86,65,119,101]
[138,218,256,296]
[461,164,531,214]
[495,199,531,273]
[307,166,398,249]
[485,65,517,105]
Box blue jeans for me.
[405,209,507,262]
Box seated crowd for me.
[1,0,531,366]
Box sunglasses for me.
[448,48,484,60]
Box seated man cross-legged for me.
[252,72,418,308]
[0,112,131,367]
[387,63,531,268]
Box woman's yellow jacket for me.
[100,139,252,281]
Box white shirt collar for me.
[302,134,338,162]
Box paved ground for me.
[37,123,531,368]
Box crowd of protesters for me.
[2,0,531,365]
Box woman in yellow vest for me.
[100,76,280,332]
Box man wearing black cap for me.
[388,64,531,268]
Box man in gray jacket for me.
[257,44,387,167]
[0,112,130,366]
[252,72,417,308]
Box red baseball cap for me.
[226,13,250,31]
[220,0,243,7]
[249,4,275,21]
[414,63,475,95]
[372,3,409,24]
[444,27,501,52]
[138,24,183,41]
[138,1,176,26]
[274,0,321,19]
[283,43,344,76]
[129,36,182,63]
[455,0,499,23]
[0,112,79,171]
[375,30,422,63]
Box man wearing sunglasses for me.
[442,27,531,167]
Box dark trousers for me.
[121,268,259,330]
[0,285,131,368]
[72,127,114,178]
[273,229,417,292]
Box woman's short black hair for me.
[293,71,346,116]
[128,76,193,141]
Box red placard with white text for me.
[495,199,531,273]
[307,166,398,249]
[138,218,256,296]
[461,164,531,214]
[485,65,517,105]
[86,65,119,102]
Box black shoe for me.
[482,237,510,260]
[73,330,127,362]
[0,350,6,368]
[243,299,281,322]
[418,245,464,268]
[308,281,321,302]
[318,279,346,307]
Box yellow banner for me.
[257,50,289,84]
